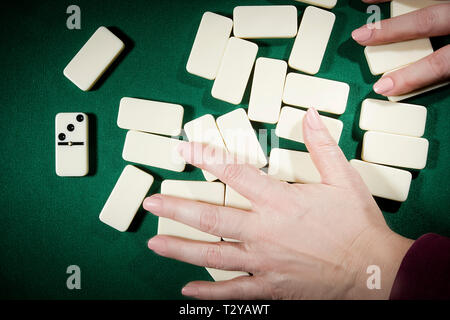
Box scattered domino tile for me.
[362,131,429,170]
[364,38,433,75]
[283,72,349,115]
[211,37,258,105]
[387,81,450,102]
[360,99,427,137]
[223,185,252,242]
[99,165,154,232]
[350,160,412,202]
[184,114,228,181]
[186,12,233,80]
[276,106,343,144]
[233,5,297,39]
[55,112,89,177]
[293,0,337,9]
[248,58,287,124]
[268,148,321,184]
[391,0,449,17]
[216,108,268,168]
[289,6,335,75]
[122,130,186,172]
[117,97,184,136]
[63,26,125,91]
[206,268,249,282]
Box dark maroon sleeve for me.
[390,233,450,300]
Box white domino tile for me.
[268,148,321,184]
[248,58,287,124]
[359,99,427,137]
[276,107,343,144]
[184,114,228,181]
[117,97,184,136]
[225,185,252,211]
[364,38,433,75]
[233,5,297,39]
[350,160,412,202]
[283,72,349,115]
[216,108,267,168]
[211,37,258,105]
[289,6,335,75]
[391,0,449,17]
[362,131,429,170]
[99,165,154,232]
[122,130,186,172]
[206,268,249,282]
[387,81,450,102]
[186,12,233,80]
[64,26,125,91]
[294,0,337,9]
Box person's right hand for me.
[352,1,450,96]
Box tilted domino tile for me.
[233,5,297,39]
[362,131,429,170]
[388,81,450,102]
[184,114,228,181]
[122,131,186,172]
[63,26,125,91]
[99,165,154,232]
[391,0,449,17]
[186,12,233,80]
[268,148,321,184]
[289,6,335,75]
[276,106,343,144]
[157,180,248,281]
[360,99,427,137]
[364,38,433,75]
[223,185,252,242]
[117,97,184,136]
[350,160,412,202]
[293,0,337,9]
[282,72,349,115]
[211,37,258,105]
[248,58,287,124]
[216,108,267,168]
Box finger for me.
[302,108,355,187]
[147,235,253,272]
[177,142,286,204]
[181,276,270,300]
[373,44,450,96]
[352,4,450,45]
[144,194,252,241]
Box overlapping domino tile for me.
[391,0,449,17]
[223,185,252,242]
[289,6,335,75]
[362,131,429,170]
[350,160,412,202]
[211,37,258,105]
[276,106,343,144]
[117,97,184,136]
[186,12,233,80]
[216,108,267,168]
[184,114,228,181]
[360,99,427,137]
[283,72,349,115]
[99,165,154,232]
[387,81,450,102]
[64,26,125,91]
[248,58,287,124]
[294,0,337,9]
[233,5,297,39]
[122,130,186,172]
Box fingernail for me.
[306,108,323,130]
[147,237,166,254]
[352,26,372,42]
[182,285,198,297]
[143,195,162,213]
[373,77,394,95]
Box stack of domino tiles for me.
[364,0,449,102]
[352,98,429,202]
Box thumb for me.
[303,108,354,186]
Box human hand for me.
[352,1,450,96]
[143,108,413,299]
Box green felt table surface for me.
[0,0,449,299]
